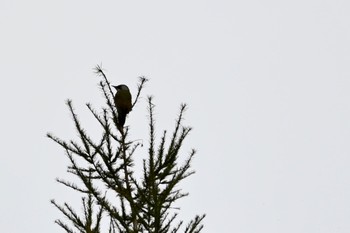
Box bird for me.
[112,84,132,133]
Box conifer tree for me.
[47,65,205,233]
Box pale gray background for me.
[1,1,350,232]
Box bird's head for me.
[112,84,129,91]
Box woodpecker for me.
[112,84,132,132]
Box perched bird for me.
[112,84,132,132]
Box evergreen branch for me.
[91,161,123,198]
[159,150,197,210]
[147,96,156,194]
[110,145,122,164]
[110,217,124,233]
[86,103,121,144]
[52,193,104,233]
[108,217,117,233]
[55,219,76,233]
[82,192,103,233]
[68,154,130,231]
[47,133,81,156]
[161,213,178,233]
[80,174,129,230]
[94,64,114,100]
[82,197,91,230]
[129,177,151,228]
[155,130,167,171]
[88,133,107,161]
[167,104,187,155]
[158,126,192,182]
[66,99,91,156]
[85,103,106,128]
[94,206,104,233]
[69,140,91,162]
[99,81,119,131]
[56,178,90,193]
[132,76,149,108]
[170,220,183,233]
[51,200,85,232]
[67,101,114,166]
[184,214,206,233]
[63,203,85,231]
[102,108,115,157]
[128,142,142,157]
[75,130,108,164]
[64,152,98,181]
[82,151,125,198]
[119,136,139,232]
[66,166,99,179]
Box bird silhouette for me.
[112,84,132,133]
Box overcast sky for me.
[1,1,350,232]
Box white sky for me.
[1,1,350,232]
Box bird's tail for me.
[118,113,126,127]
[117,113,126,133]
